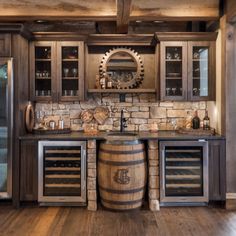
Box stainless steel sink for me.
[107,132,137,137]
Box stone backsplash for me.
[35,94,208,132]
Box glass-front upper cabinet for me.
[160,42,188,101]
[188,42,215,101]
[30,41,84,102]
[57,42,84,101]
[30,42,57,101]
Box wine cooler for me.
[160,140,208,205]
[38,141,86,205]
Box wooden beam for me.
[155,32,218,42]
[116,0,132,33]
[0,0,219,22]
[87,34,154,46]
[0,0,117,21]
[130,0,219,21]
[227,0,236,23]
[0,23,33,40]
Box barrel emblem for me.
[114,169,130,184]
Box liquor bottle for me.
[192,110,200,129]
[203,110,210,130]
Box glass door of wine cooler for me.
[38,141,86,205]
[160,42,187,101]
[160,141,208,205]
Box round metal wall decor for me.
[99,47,144,89]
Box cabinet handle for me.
[83,149,86,191]
[162,150,165,191]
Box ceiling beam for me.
[227,0,236,23]
[116,0,132,33]
[0,1,219,23]
[130,7,219,21]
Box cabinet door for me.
[188,41,215,101]
[20,140,38,201]
[208,140,226,201]
[0,34,11,57]
[57,42,84,101]
[160,42,188,101]
[30,41,57,102]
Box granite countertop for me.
[19,130,225,141]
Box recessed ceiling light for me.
[35,20,48,24]
[154,20,164,23]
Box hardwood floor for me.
[0,205,236,236]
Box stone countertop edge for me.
[19,131,225,140]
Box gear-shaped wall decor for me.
[99,47,144,89]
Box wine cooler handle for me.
[82,149,86,191]
[162,150,165,190]
[198,139,206,142]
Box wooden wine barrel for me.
[98,140,147,211]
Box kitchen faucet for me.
[120,109,127,132]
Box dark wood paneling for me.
[209,140,226,201]
[20,140,38,201]
[11,34,29,207]
[0,34,11,56]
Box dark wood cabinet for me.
[157,33,217,101]
[30,41,84,102]
[0,34,11,57]
[208,140,226,201]
[20,140,38,201]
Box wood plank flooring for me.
[0,205,236,236]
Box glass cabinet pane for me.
[35,46,52,97]
[61,46,79,97]
[191,46,209,97]
[165,47,183,97]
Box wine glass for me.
[72,68,78,77]
[63,68,69,77]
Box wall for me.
[225,22,236,196]
[35,94,209,131]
